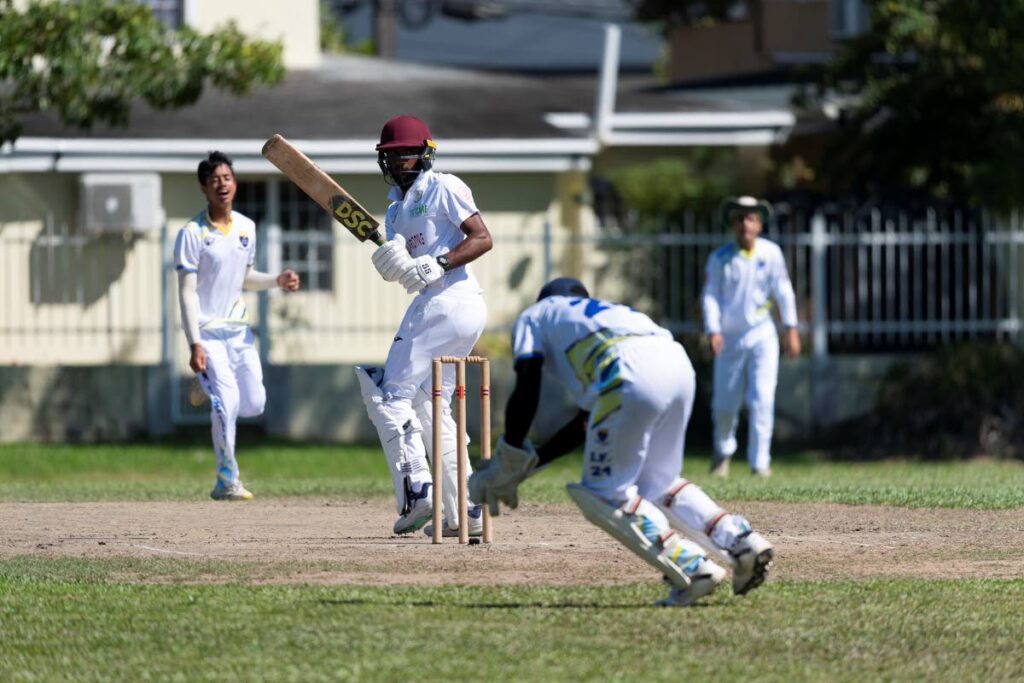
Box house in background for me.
[0,0,800,441]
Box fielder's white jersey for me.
[385,169,481,295]
[512,295,671,421]
[702,237,798,336]
[174,210,256,328]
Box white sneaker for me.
[423,505,484,538]
[658,559,727,607]
[210,480,254,501]
[730,530,774,595]
[751,467,772,478]
[393,482,433,535]
[709,455,730,477]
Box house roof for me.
[2,54,795,174]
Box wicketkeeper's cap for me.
[376,115,437,151]
[537,277,590,301]
[720,195,772,228]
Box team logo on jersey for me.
[413,190,423,202]
[203,235,215,246]
[757,259,766,269]
[410,203,428,217]
[239,235,250,248]
[596,429,609,443]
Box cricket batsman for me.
[703,196,800,478]
[356,115,493,537]
[174,151,300,500]
[469,278,774,606]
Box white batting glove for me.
[468,436,538,516]
[371,234,412,282]
[398,255,444,294]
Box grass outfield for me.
[1,442,1023,508]
[1,559,1022,682]
[2,444,1024,681]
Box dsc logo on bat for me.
[332,198,375,241]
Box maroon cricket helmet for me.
[376,115,436,151]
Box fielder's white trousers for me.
[368,287,486,524]
[197,326,266,486]
[712,322,779,472]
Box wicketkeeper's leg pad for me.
[567,483,709,590]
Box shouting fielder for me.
[356,115,493,537]
[470,278,774,606]
[174,152,300,500]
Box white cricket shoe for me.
[658,559,727,607]
[729,530,774,595]
[423,505,484,538]
[393,482,433,535]
[709,455,730,478]
[210,480,254,501]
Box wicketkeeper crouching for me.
[470,278,775,606]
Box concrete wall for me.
[666,0,835,83]
[2,167,590,368]
[189,0,321,70]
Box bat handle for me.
[370,232,386,247]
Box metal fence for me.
[590,204,1024,358]
[3,204,1022,370]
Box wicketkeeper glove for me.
[468,436,538,516]
[371,234,412,282]
[398,255,444,294]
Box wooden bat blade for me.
[261,134,385,246]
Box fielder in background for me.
[356,115,493,537]
[702,196,800,478]
[469,278,774,607]
[174,152,301,501]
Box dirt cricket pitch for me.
[2,500,1022,585]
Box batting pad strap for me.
[705,511,728,536]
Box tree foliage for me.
[0,0,285,143]
[803,0,1024,210]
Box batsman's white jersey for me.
[512,295,692,502]
[359,168,487,527]
[384,169,481,296]
[174,210,264,487]
[174,211,256,329]
[702,237,798,471]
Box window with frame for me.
[139,0,183,29]
[234,180,335,292]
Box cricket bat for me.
[261,134,385,247]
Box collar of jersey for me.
[736,238,758,259]
[388,168,434,203]
[205,210,233,235]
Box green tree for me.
[0,0,285,143]
[802,0,1024,209]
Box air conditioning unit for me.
[79,173,164,233]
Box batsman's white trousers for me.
[712,321,779,472]
[197,326,266,485]
[369,286,487,523]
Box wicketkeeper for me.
[356,115,493,537]
[702,196,800,478]
[469,278,774,606]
